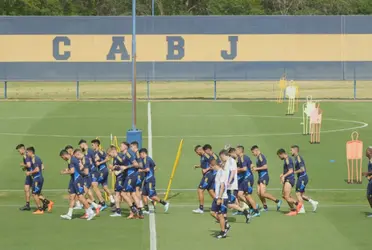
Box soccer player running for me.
[60,149,96,220]
[251,145,282,212]
[210,158,230,239]
[277,149,302,216]
[219,149,250,223]
[362,146,372,217]
[123,144,144,219]
[16,144,32,211]
[290,145,319,213]
[91,139,115,210]
[65,145,84,210]
[79,140,101,211]
[129,141,144,208]
[25,147,54,214]
[235,145,260,216]
[193,145,217,214]
[107,146,133,217]
[139,148,170,214]
[79,142,102,218]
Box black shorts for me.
[296,176,308,193]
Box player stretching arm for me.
[277,149,302,216]
[291,145,319,213]
[362,147,372,217]
[251,145,282,212]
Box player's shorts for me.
[143,178,157,198]
[211,198,228,214]
[239,176,254,194]
[198,171,215,190]
[32,177,43,195]
[25,175,33,186]
[114,176,125,192]
[284,177,295,187]
[136,173,145,188]
[257,174,269,186]
[83,175,92,189]
[97,168,109,186]
[69,177,85,195]
[227,190,238,204]
[295,176,308,193]
[124,173,138,193]
[367,180,372,197]
[91,171,99,183]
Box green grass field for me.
[1,100,372,250]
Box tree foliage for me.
[2,0,372,16]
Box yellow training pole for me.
[164,139,184,201]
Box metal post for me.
[147,79,150,101]
[353,68,356,100]
[76,81,80,100]
[131,0,137,130]
[4,81,7,99]
[214,80,217,100]
[152,0,155,16]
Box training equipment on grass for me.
[285,81,297,115]
[302,95,316,135]
[309,103,322,144]
[346,131,363,184]
[277,74,287,103]
[164,139,184,201]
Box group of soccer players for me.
[193,144,319,239]
[16,139,169,220]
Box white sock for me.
[309,199,314,204]
[139,200,143,207]
[86,208,94,215]
[91,202,99,209]
[67,208,73,217]
[76,201,82,207]
[109,195,115,203]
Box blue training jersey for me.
[86,148,96,173]
[94,149,107,171]
[68,156,82,181]
[237,155,252,181]
[23,155,32,172]
[126,149,138,176]
[30,155,43,179]
[200,153,218,175]
[283,157,295,180]
[112,153,127,179]
[142,156,156,181]
[256,153,268,178]
[294,155,307,178]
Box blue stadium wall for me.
[1,16,372,81]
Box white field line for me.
[0,188,366,192]
[0,115,367,139]
[147,101,157,250]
